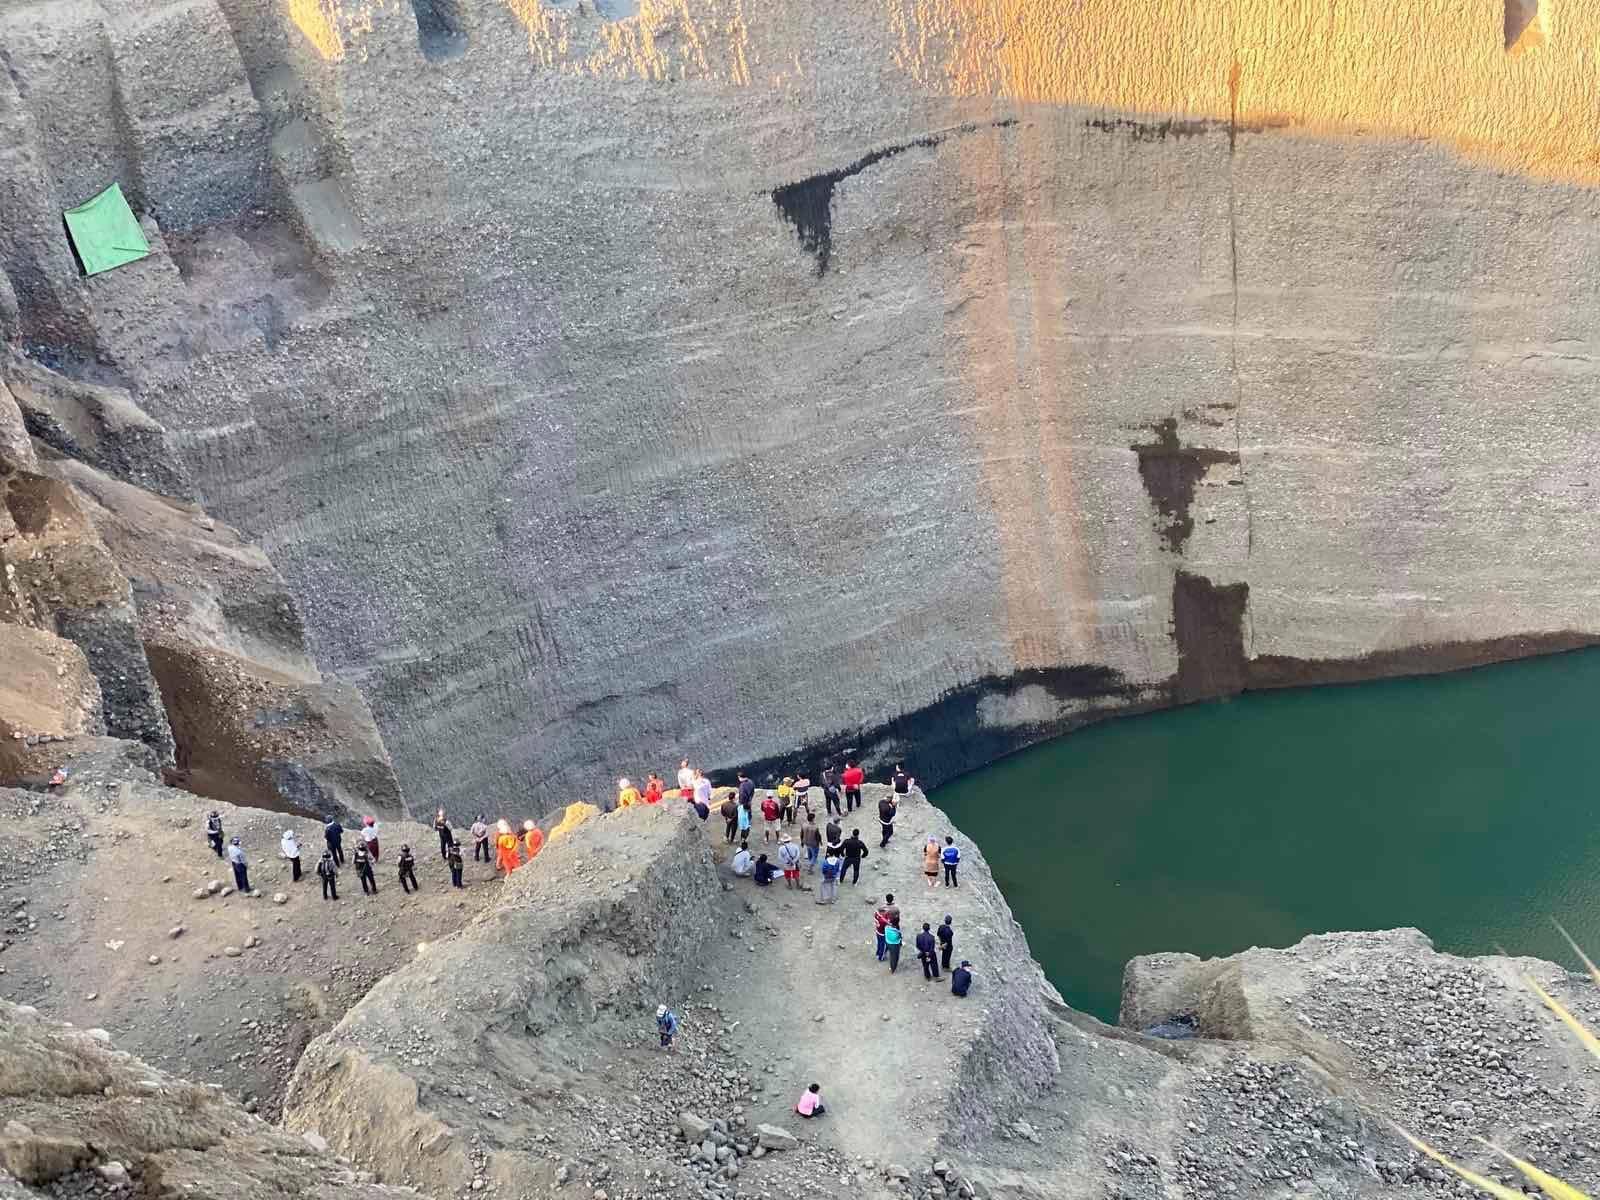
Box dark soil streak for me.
[1131,418,1239,553]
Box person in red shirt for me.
[760,791,781,844]
[642,774,664,804]
[840,761,865,812]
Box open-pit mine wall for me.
[2,0,1596,817]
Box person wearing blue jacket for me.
[941,836,960,887]
[656,1004,679,1050]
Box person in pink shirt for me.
[795,1082,826,1118]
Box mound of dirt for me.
[0,997,423,1199]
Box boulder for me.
[755,1124,798,1151]
[678,1113,711,1142]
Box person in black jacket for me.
[877,795,897,848]
[433,809,454,860]
[839,831,868,885]
[951,960,972,997]
[316,850,339,900]
[936,915,954,971]
[204,811,224,858]
[753,854,777,886]
[398,844,419,893]
[915,922,940,981]
[821,766,842,817]
[323,816,345,866]
[447,840,465,888]
[720,795,740,844]
[354,843,377,894]
[737,771,756,809]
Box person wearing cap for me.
[226,837,250,895]
[951,960,973,997]
[470,814,490,863]
[760,791,780,844]
[397,843,419,893]
[522,819,544,861]
[361,815,380,862]
[433,808,454,860]
[777,833,802,889]
[446,839,465,888]
[617,778,641,809]
[495,819,521,876]
[205,810,224,858]
[316,848,339,900]
[656,1004,679,1050]
[280,828,302,882]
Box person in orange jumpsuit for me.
[617,778,641,809]
[494,819,522,876]
[642,774,664,804]
[522,819,544,861]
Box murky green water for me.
[935,648,1600,1022]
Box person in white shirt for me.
[731,840,754,877]
[361,816,380,861]
[692,770,713,808]
[280,829,302,882]
[677,759,695,799]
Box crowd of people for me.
[202,755,976,1121]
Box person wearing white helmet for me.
[617,778,641,809]
[655,1003,679,1051]
[280,828,302,882]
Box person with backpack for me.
[884,917,904,973]
[817,851,841,904]
[877,794,897,848]
[821,766,842,817]
[470,814,490,862]
[720,794,740,844]
[354,842,378,895]
[447,840,465,888]
[397,844,419,893]
[760,791,781,844]
[323,815,344,866]
[839,829,868,885]
[204,810,224,858]
[941,836,960,886]
[433,808,454,860]
[937,915,955,971]
[316,849,339,900]
[777,835,802,889]
[916,922,940,980]
[840,761,865,811]
[656,1004,679,1051]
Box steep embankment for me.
[0,997,424,1199]
[5,0,1599,813]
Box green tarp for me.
[63,183,149,277]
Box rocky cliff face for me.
[2,0,1597,814]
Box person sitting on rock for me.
[470,814,490,862]
[617,778,641,809]
[397,844,419,893]
[951,960,973,998]
[226,837,250,895]
[205,810,224,858]
[752,853,776,887]
[353,843,377,895]
[795,1083,826,1118]
[495,820,521,876]
[731,839,754,877]
[280,828,302,882]
[434,808,454,860]
[316,849,339,901]
[656,1004,679,1051]
[643,773,664,804]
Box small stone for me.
[168,926,184,939]
[224,946,242,958]
[95,1161,129,1184]
[887,1163,911,1182]
[272,893,288,905]
[244,934,259,949]
[85,992,97,1001]
[146,954,161,965]
[302,1131,329,1153]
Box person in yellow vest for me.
[617,777,641,809]
[522,819,544,861]
[495,819,522,876]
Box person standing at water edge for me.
[205,810,224,858]
[656,1004,679,1050]
[891,763,913,797]
[280,828,302,882]
[316,850,339,900]
[323,815,344,865]
[226,837,250,894]
[841,760,864,811]
[941,836,960,887]
[471,815,490,862]
[937,914,954,971]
